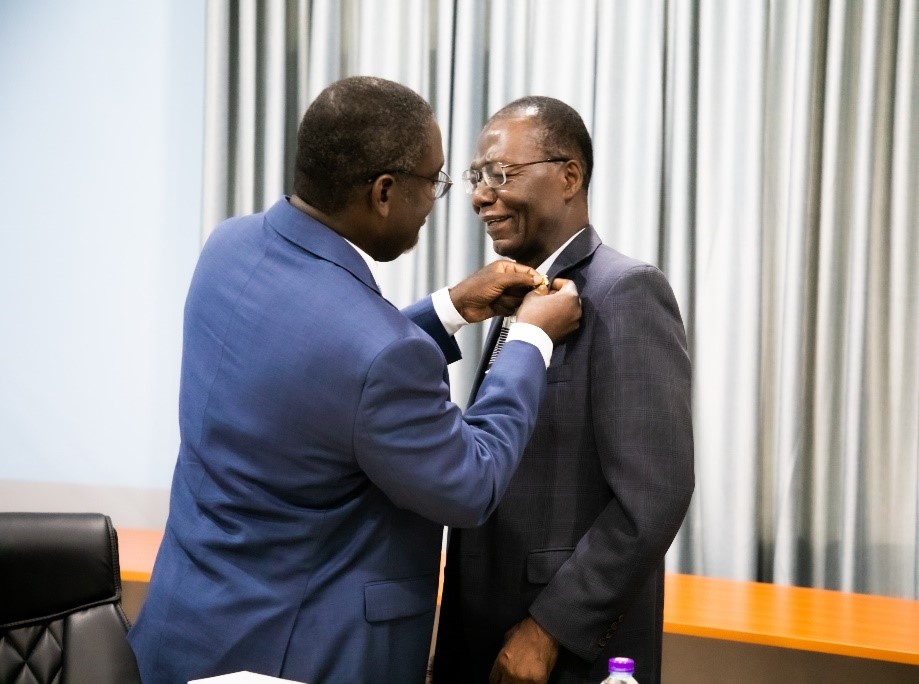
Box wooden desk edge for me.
[121,569,155,583]
[663,621,919,666]
[663,573,919,666]
[117,527,161,584]
[115,530,919,666]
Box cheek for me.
[416,204,431,226]
[509,202,531,233]
[495,191,524,220]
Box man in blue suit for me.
[128,77,581,684]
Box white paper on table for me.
[189,672,306,683]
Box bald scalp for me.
[490,96,593,192]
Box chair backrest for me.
[0,512,142,684]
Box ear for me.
[560,160,584,201]
[369,174,396,218]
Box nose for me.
[470,180,496,210]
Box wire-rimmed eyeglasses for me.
[368,169,453,200]
[461,158,569,194]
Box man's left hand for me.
[449,261,544,322]
[488,616,559,684]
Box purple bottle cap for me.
[609,656,635,673]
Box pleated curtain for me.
[201,0,919,599]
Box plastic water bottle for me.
[601,656,638,683]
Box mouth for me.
[482,215,512,235]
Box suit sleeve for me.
[528,265,694,662]
[353,334,547,528]
[402,296,462,364]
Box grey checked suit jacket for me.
[434,226,695,684]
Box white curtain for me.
[201,0,919,599]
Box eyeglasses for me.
[368,169,453,200]
[461,158,569,194]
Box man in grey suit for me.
[433,97,695,684]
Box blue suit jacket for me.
[129,198,547,683]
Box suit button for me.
[617,614,625,622]
[598,639,608,647]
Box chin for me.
[375,241,419,262]
[490,240,517,260]
[401,235,421,256]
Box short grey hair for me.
[294,76,435,213]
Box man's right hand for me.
[449,260,545,323]
[515,279,581,344]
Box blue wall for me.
[0,1,205,513]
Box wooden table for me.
[117,527,163,583]
[664,572,919,666]
[116,529,919,667]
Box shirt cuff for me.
[507,322,553,368]
[431,287,469,337]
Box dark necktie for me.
[486,317,512,371]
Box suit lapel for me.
[546,225,602,281]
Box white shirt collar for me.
[503,228,587,325]
[535,227,587,275]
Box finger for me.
[489,259,528,274]
[551,278,579,295]
[494,261,543,285]
[497,271,544,290]
[519,288,544,305]
[563,281,582,300]
[548,277,569,292]
[500,261,539,277]
[499,285,534,299]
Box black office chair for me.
[0,512,142,683]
